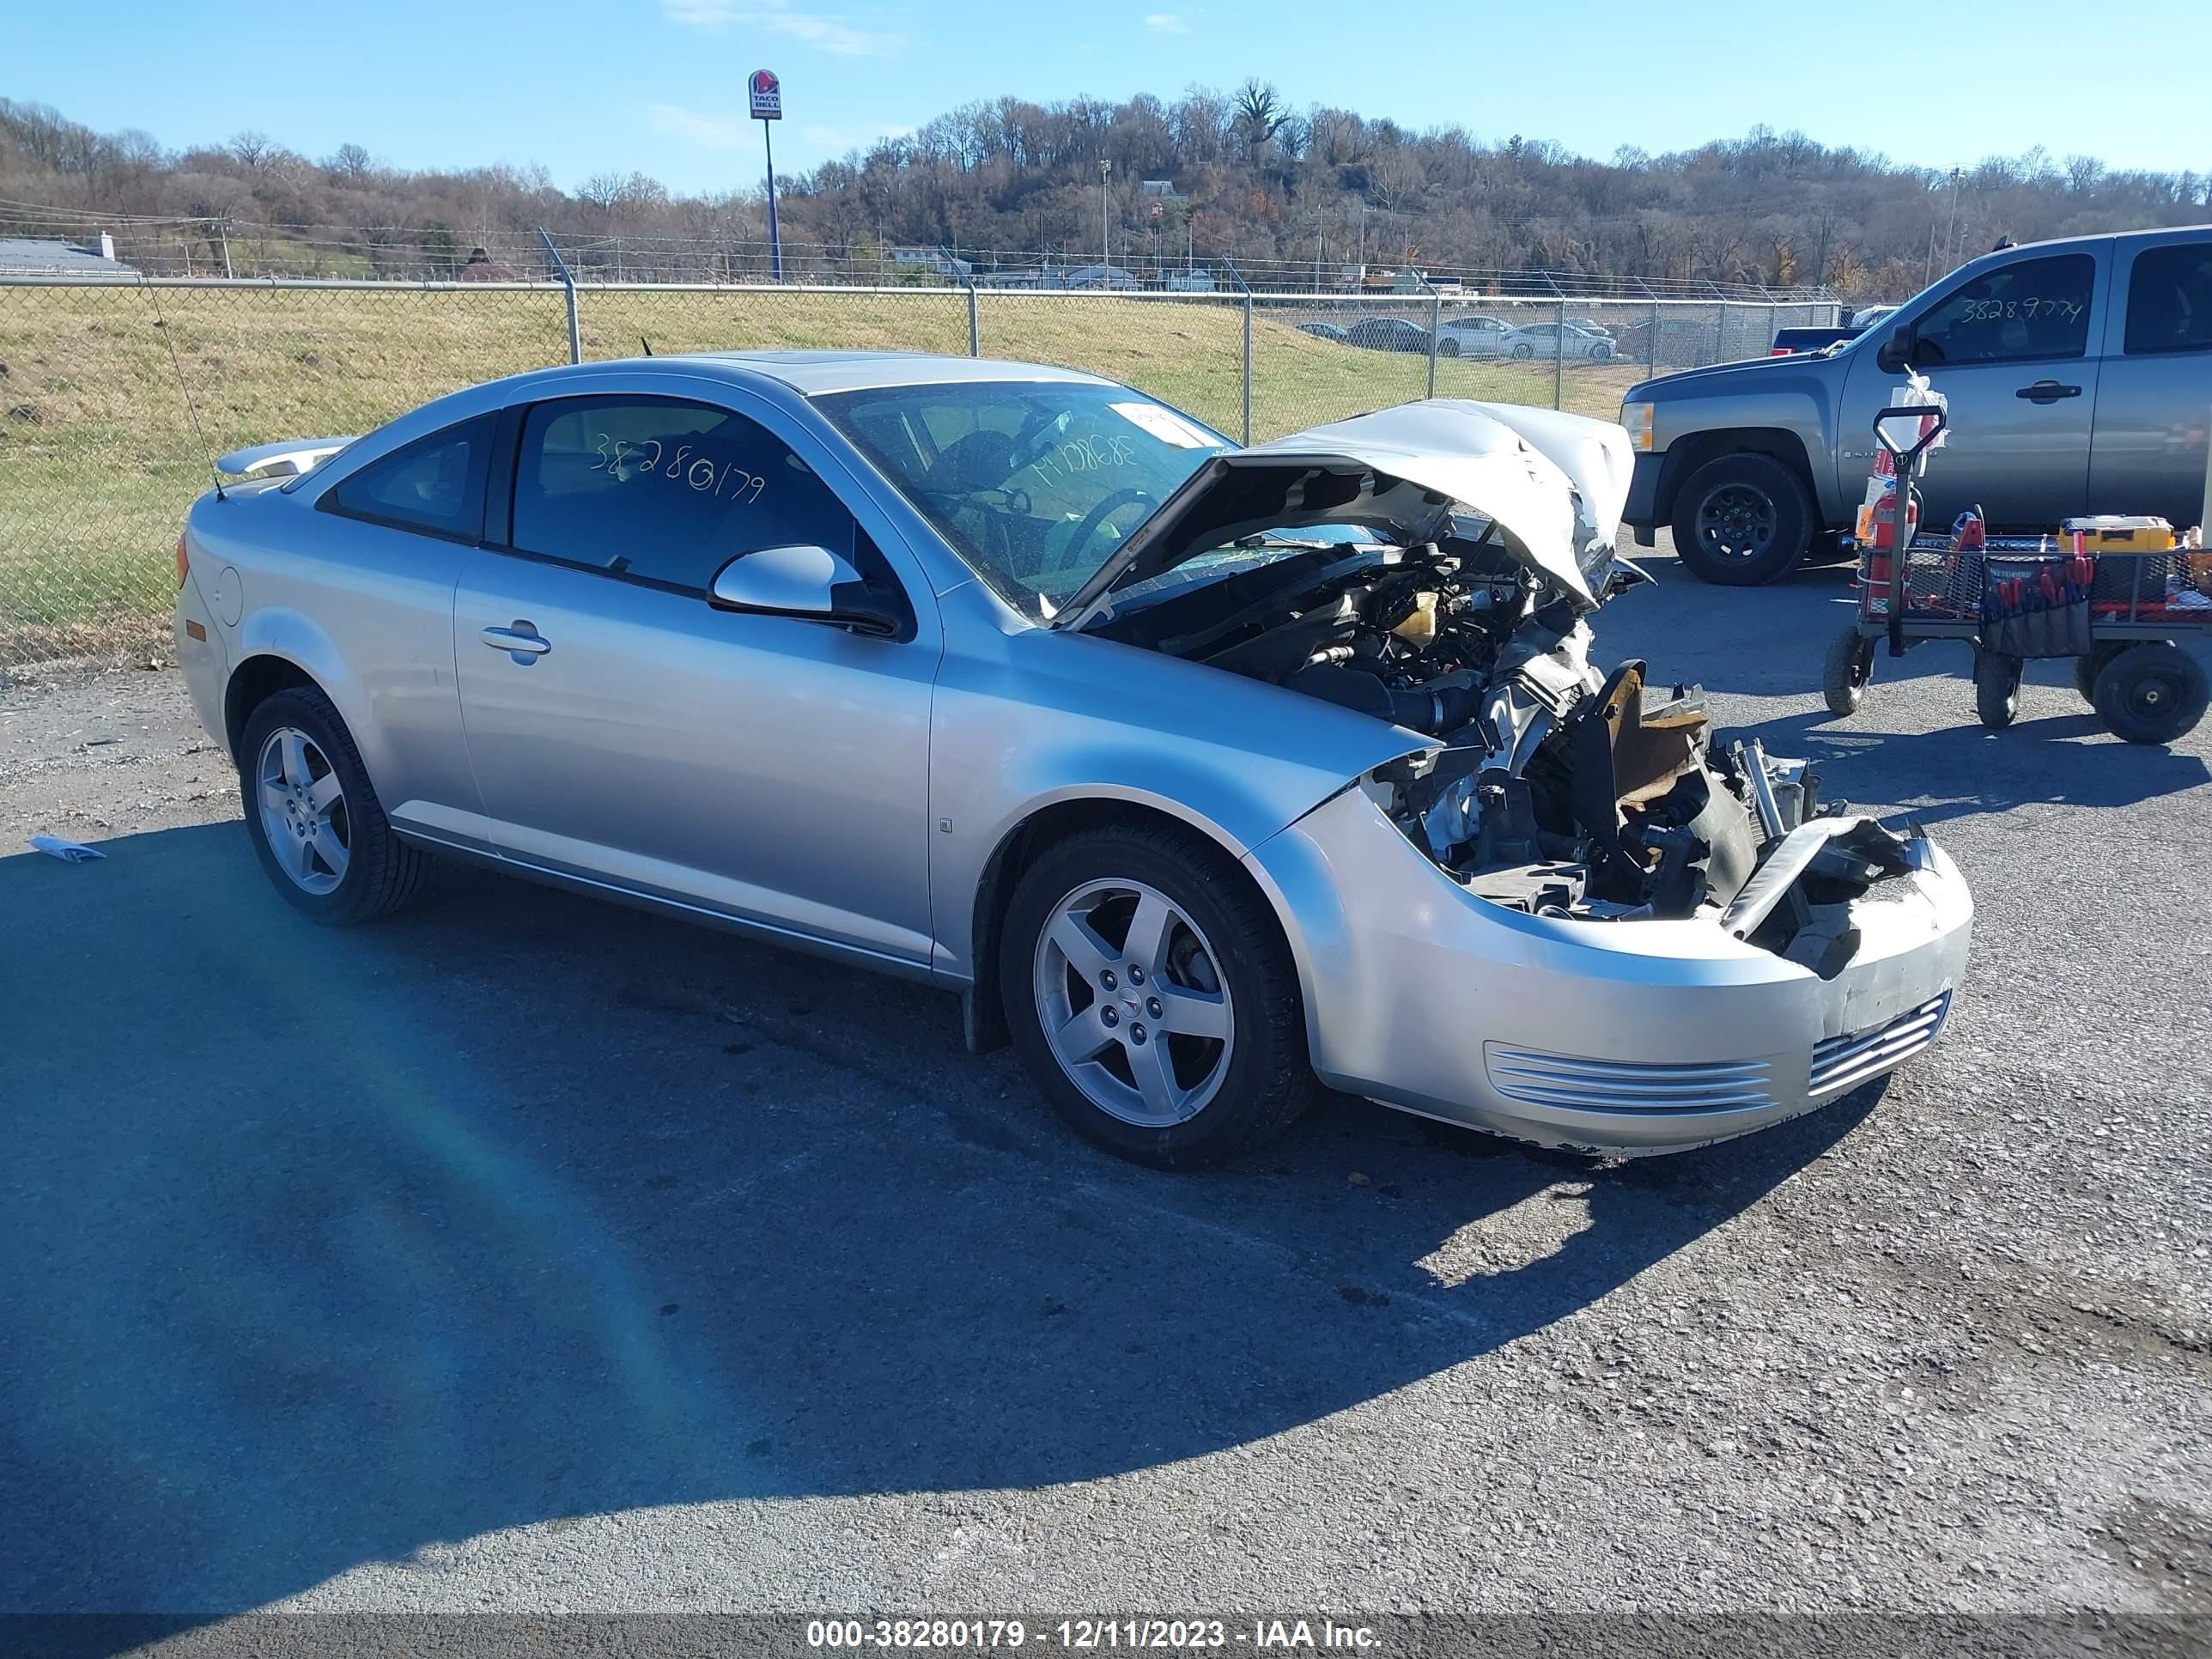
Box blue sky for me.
[10,0,2209,198]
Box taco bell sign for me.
[750,70,785,279]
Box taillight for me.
[174,532,191,590]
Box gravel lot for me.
[3,537,2208,1626]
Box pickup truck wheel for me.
[1002,823,1315,1169]
[1823,625,1875,717]
[1671,454,1814,586]
[1973,651,2022,730]
[2093,641,2209,745]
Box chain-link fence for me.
[0,276,1839,673]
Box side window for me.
[2124,244,2212,356]
[324,415,494,541]
[1912,253,2096,366]
[507,396,860,592]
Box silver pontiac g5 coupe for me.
[173,351,1972,1165]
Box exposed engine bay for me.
[1092,527,1926,975]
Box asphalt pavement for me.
[2,538,2207,1624]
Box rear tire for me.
[1439,337,1460,358]
[2074,641,2129,705]
[1510,342,1535,360]
[2093,641,2209,745]
[1001,822,1315,1169]
[238,686,427,925]
[1591,342,1613,361]
[1670,453,1814,586]
[1973,650,2022,730]
[1823,625,1875,717]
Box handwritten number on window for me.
[587,431,766,505]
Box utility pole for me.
[1099,158,1111,272]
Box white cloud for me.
[1142,11,1189,31]
[647,104,750,151]
[660,0,895,55]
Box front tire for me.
[239,686,427,924]
[1591,342,1613,361]
[1001,823,1315,1169]
[1670,453,1814,586]
[1973,651,2022,730]
[2093,641,2209,745]
[1823,625,1875,717]
[1510,342,1535,360]
[1439,337,1460,358]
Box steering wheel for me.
[1061,488,1157,572]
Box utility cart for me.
[1821,404,2212,744]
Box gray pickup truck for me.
[1620,226,2212,584]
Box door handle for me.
[481,622,551,664]
[2014,380,2081,402]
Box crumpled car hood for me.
[1058,399,1632,629]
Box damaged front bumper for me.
[1243,786,1972,1155]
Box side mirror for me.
[1874,323,1915,374]
[708,544,904,637]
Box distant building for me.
[1060,263,1137,291]
[890,246,972,277]
[455,247,521,282]
[1139,179,1184,202]
[0,234,135,276]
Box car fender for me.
[927,615,1431,983]
[1628,358,1848,523]
[227,605,391,781]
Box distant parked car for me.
[1436,315,1516,357]
[1500,322,1619,361]
[1564,317,1617,337]
[1346,316,1433,354]
[1297,320,1351,343]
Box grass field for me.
[0,283,1641,668]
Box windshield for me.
[816,380,1232,617]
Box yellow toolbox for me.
[2060,514,2175,551]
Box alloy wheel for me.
[1032,878,1235,1128]
[255,726,351,895]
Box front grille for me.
[1483,1047,1777,1116]
[1808,993,1951,1098]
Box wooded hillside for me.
[4,88,2204,299]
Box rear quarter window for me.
[321,416,495,541]
[2124,244,2212,356]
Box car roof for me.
[656,349,1117,396]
